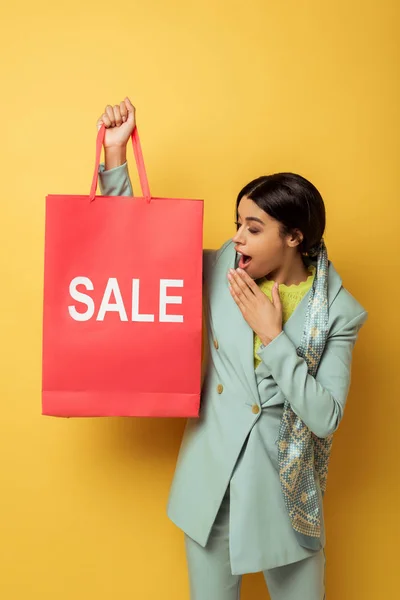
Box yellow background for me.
[1,1,398,598]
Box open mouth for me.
[237,252,252,269]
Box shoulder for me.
[203,240,235,281]
[332,286,366,317]
[328,263,368,333]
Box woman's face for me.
[232,196,297,280]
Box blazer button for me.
[213,339,219,350]
[217,384,224,394]
[252,404,260,414]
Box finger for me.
[124,97,136,121]
[113,104,122,126]
[271,282,282,310]
[228,271,249,303]
[229,270,253,301]
[229,284,247,314]
[97,113,112,130]
[105,105,116,127]
[236,269,260,296]
[120,101,128,123]
[124,97,135,114]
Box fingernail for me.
[122,116,126,122]
[237,268,244,274]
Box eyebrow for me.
[237,215,265,225]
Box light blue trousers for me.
[184,487,325,600]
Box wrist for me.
[104,145,127,170]
[260,328,283,347]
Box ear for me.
[287,228,304,248]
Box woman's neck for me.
[267,253,310,286]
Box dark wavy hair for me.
[236,173,326,254]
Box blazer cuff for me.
[257,331,295,372]
[98,162,133,196]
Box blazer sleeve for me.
[98,162,133,196]
[257,310,368,438]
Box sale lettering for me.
[68,277,184,323]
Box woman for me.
[96,98,368,600]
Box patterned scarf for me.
[277,239,332,550]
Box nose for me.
[232,226,244,245]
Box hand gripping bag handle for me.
[89,123,151,202]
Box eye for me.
[235,221,260,234]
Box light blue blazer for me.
[99,163,368,575]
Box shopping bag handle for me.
[89,123,152,202]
